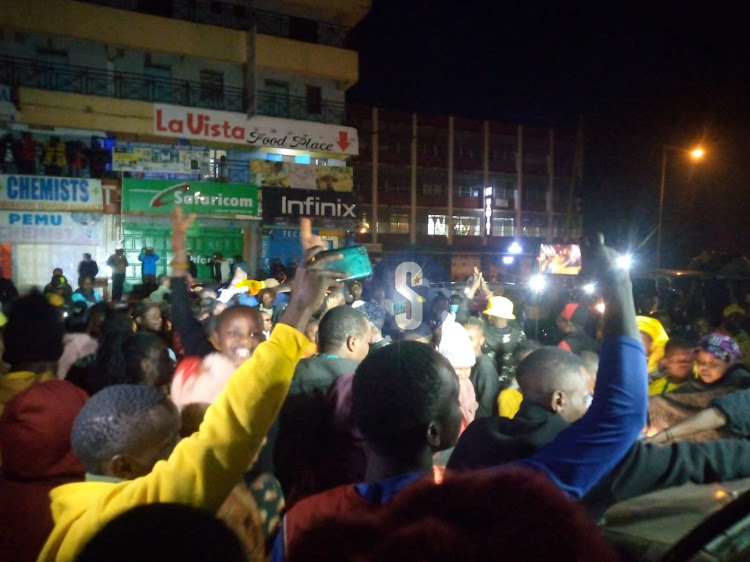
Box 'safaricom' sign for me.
[121,178,258,217]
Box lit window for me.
[428,215,447,235]
[389,213,410,234]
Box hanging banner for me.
[249,160,353,191]
[0,175,103,211]
[112,142,212,174]
[0,211,103,245]
[122,178,258,217]
[315,165,353,191]
[153,103,359,156]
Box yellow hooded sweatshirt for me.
[637,316,670,374]
[39,323,307,561]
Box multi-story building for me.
[348,106,583,281]
[0,0,369,290]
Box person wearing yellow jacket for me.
[637,316,670,376]
[39,210,345,561]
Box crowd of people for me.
[2,216,750,561]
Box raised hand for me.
[170,206,197,276]
[579,233,638,341]
[278,246,346,333]
[300,217,325,252]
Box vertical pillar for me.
[482,120,489,244]
[447,116,454,246]
[515,125,523,238]
[244,221,258,277]
[410,113,417,245]
[371,107,378,243]
[547,128,555,240]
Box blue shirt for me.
[272,336,647,561]
[138,252,160,275]
[515,336,647,498]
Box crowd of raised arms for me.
[3,211,750,561]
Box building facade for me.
[0,0,368,290]
[348,106,583,282]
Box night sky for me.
[347,0,750,268]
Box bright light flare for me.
[582,283,596,295]
[508,241,523,254]
[529,274,546,292]
[595,301,606,314]
[690,147,704,159]
[616,254,633,270]
[502,256,514,265]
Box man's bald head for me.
[517,347,590,423]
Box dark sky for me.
[347,0,750,268]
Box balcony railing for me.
[75,0,351,48]
[1,55,246,111]
[252,90,346,124]
[1,56,348,125]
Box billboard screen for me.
[539,244,582,275]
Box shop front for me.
[0,174,110,291]
[120,178,259,288]
[259,187,358,275]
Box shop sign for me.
[0,210,103,245]
[153,103,359,156]
[250,160,353,191]
[122,178,258,217]
[112,142,211,174]
[261,187,356,223]
[0,175,103,212]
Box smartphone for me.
[317,245,372,281]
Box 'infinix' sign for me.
[281,195,356,217]
[262,188,357,223]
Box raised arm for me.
[166,208,214,357]
[519,234,647,498]
[44,241,346,559]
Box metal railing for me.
[75,0,351,48]
[2,56,347,124]
[251,90,346,124]
[1,55,247,111]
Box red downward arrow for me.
[337,131,351,151]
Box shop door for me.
[123,224,244,285]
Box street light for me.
[656,145,704,269]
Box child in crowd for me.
[71,275,102,308]
[648,338,696,395]
[38,209,344,560]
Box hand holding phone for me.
[316,245,373,282]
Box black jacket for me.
[448,401,750,519]
[470,354,500,417]
[483,324,525,385]
[274,355,362,502]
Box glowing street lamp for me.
[656,145,705,269]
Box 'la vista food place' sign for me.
[154,104,359,156]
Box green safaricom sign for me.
[122,178,258,217]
